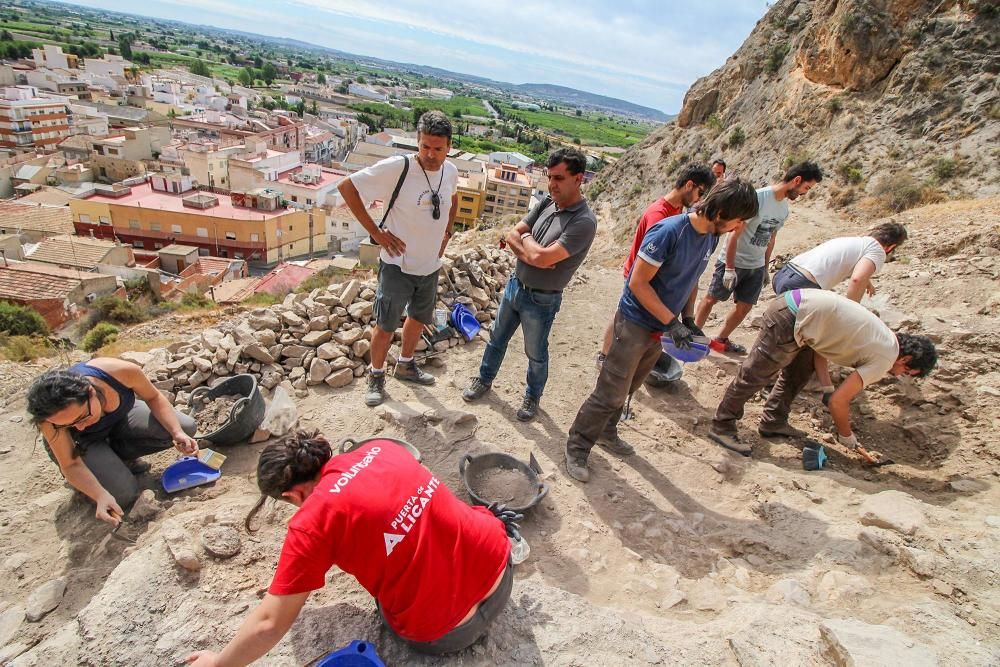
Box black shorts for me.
[707,261,766,305]
[374,261,439,330]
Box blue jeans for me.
[478,276,562,399]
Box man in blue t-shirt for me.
[564,179,760,482]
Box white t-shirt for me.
[350,155,457,276]
[717,187,789,269]
[792,236,886,289]
[792,289,898,386]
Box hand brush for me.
[199,448,227,470]
[802,444,827,471]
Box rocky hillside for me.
[588,0,999,244]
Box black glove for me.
[681,315,704,338]
[664,318,694,349]
[487,502,524,542]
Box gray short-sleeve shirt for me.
[515,197,597,291]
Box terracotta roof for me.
[4,261,109,282]
[0,263,81,301]
[26,234,118,270]
[253,263,316,295]
[0,201,75,236]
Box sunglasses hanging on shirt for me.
[418,157,444,220]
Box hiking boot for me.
[565,444,590,482]
[516,395,539,422]
[596,433,636,456]
[595,352,607,369]
[125,459,151,475]
[709,337,747,354]
[462,377,492,402]
[708,430,752,456]
[365,371,386,407]
[758,421,806,438]
[395,359,435,386]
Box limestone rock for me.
[0,606,25,647]
[25,578,66,622]
[243,344,274,364]
[129,489,161,521]
[280,311,305,327]
[249,311,281,331]
[308,358,331,385]
[351,339,371,358]
[324,368,354,388]
[858,490,927,536]
[347,300,373,320]
[816,570,873,603]
[161,523,201,571]
[200,329,224,349]
[340,279,361,306]
[820,618,938,667]
[280,344,309,359]
[767,579,811,607]
[333,328,365,346]
[119,351,152,367]
[200,525,242,558]
[317,342,346,360]
[301,330,332,347]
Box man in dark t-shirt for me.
[463,148,597,421]
[565,179,760,483]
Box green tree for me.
[575,109,582,116]
[294,100,305,117]
[109,29,114,41]
[310,100,318,115]
[316,72,326,85]
[189,59,211,77]
[0,30,13,41]
[252,54,263,68]
[261,61,277,86]
[0,301,49,336]
[118,35,132,60]
[238,66,254,87]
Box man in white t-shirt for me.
[338,110,458,407]
[694,161,823,354]
[709,289,937,456]
[772,222,908,398]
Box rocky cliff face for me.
[590,0,999,243]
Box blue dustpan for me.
[661,334,711,363]
[161,456,221,493]
[315,640,385,667]
[451,303,481,341]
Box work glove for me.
[722,268,738,290]
[681,315,704,337]
[836,433,859,450]
[664,318,694,349]
[487,502,524,543]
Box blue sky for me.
[69,0,772,114]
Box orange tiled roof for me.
[0,263,80,300]
[0,200,75,236]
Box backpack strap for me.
[378,156,410,229]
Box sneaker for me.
[758,421,806,438]
[565,444,590,482]
[596,433,635,456]
[394,359,435,386]
[516,395,539,422]
[365,371,386,407]
[595,352,607,369]
[708,430,752,456]
[462,377,492,402]
[125,459,151,475]
[709,337,747,354]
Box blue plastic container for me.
[661,335,711,363]
[161,456,221,493]
[450,303,482,341]
[315,641,386,667]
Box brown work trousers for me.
[713,297,815,434]
[567,310,663,460]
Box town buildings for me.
[483,163,532,221]
[0,86,71,151]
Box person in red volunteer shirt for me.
[597,163,716,365]
[186,431,514,666]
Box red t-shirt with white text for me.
[268,440,510,642]
[623,197,684,278]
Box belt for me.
[515,277,561,294]
[784,289,802,315]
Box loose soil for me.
[193,394,241,436]
[473,468,539,508]
[0,199,997,666]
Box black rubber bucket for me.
[339,436,422,462]
[459,452,548,513]
[188,374,266,445]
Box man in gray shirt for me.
[463,148,597,421]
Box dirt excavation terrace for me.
[0,198,998,666]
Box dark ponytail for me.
[244,429,333,533]
[26,370,91,425]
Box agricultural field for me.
[498,103,654,147]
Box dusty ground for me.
[0,199,998,666]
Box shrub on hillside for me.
[81,322,120,352]
[0,335,52,362]
[0,301,49,336]
[871,174,943,213]
[91,295,146,325]
[727,126,746,148]
[933,158,956,181]
[837,161,864,185]
[765,43,790,74]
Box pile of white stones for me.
[128,244,516,406]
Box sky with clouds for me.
[69,0,772,114]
